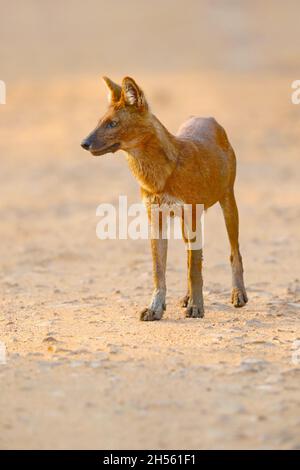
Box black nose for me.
[81,140,91,151]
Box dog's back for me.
[177,116,231,152]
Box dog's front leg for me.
[140,213,167,321]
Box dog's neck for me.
[125,115,178,194]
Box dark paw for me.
[231,287,248,308]
[185,306,204,318]
[140,308,163,321]
[180,294,190,308]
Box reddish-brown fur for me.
[82,76,248,320]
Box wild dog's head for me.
[81,76,150,156]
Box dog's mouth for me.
[91,143,120,156]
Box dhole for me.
[82,76,248,321]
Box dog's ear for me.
[121,77,148,110]
[102,77,122,104]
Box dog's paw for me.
[185,305,204,318]
[140,308,164,321]
[180,294,190,308]
[231,287,248,308]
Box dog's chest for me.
[143,192,184,211]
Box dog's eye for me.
[107,120,118,129]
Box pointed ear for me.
[121,77,148,110]
[102,76,122,104]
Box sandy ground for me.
[0,1,300,450]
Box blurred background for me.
[1,0,300,78]
[0,0,300,450]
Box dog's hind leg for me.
[220,190,248,308]
[181,210,204,318]
[185,248,204,318]
[180,243,190,307]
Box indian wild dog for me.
[81,76,248,321]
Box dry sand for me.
[0,1,300,450]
